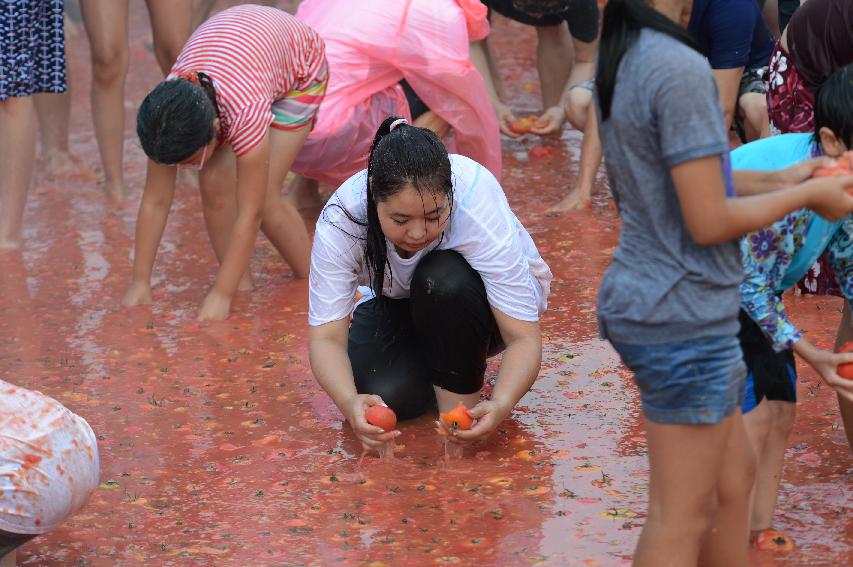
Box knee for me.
[769,401,796,431]
[739,94,768,123]
[90,44,129,84]
[354,364,434,421]
[565,91,591,129]
[199,171,233,206]
[410,250,481,305]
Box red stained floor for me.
[2,4,850,566]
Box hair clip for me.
[389,118,408,131]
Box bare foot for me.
[0,238,21,251]
[237,271,254,292]
[548,188,592,212]
[42,150,79,177]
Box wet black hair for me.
[136,73,218,165]
[813,63,853,150]
[596,0,699,121]
[327,115,453,309]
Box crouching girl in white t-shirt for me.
[308,116,552,454]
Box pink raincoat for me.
[292,0,501,185]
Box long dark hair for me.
[813,63,853,149]
[327,115,453,308]
[596,0,698,121]
[136,72,219,164]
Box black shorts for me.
[484,0,600,43]
[738,309,797,413]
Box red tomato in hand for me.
[365,405,397,431]
[837,341,853,380]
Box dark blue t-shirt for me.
[688,0,774,70]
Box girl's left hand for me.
[198,289,232,321]
[530,105,566,135]
[445,399,513,445]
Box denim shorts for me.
[610,335,746,425]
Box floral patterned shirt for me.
[734,133,853,351]
[740,214,852,351]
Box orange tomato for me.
[812,150,853,178]
[440,401,474,431]
[837,341,853,380]
[754,529,795,552]
[365,405,397,431]
[509,117,533,134]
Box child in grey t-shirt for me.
[591,1,853,565]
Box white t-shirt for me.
[309,154,552,326]
[0,380,100,535]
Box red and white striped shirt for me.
[169,5,326,156]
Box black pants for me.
[0,530,36,556]
[348,250,503,420]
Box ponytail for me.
[596,0,698,121]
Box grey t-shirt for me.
[596,29,743,345]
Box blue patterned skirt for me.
[0,0,66,101]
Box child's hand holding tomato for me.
[441,398,513,445]
[345,394,400,453]
[797,340,853,404]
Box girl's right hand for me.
[803,174,853,221]
[344,394,400,452]
[122,281,153,307]
[805,349,853,404]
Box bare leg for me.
[260,125,313,278]
[633,414,745,567]
[743,400,771,532]
[34,91,75,175]
[0,550,15,567]
[285,174,322,210]
[146,0,193,75]
[535,24,572,110]
[192,0,217,30]
[746,401,795,532]
[80,0,130,201]
[413,110,451,139]
[835,302,853,454]
[480,36,507,101]
[198,148,253,291]
[739,92,771,141]
[698,409,756,567]
[551,99,601,212]
[0,96,38,250]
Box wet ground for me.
[2,3,850,566]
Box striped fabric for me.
[168,5,326,156]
